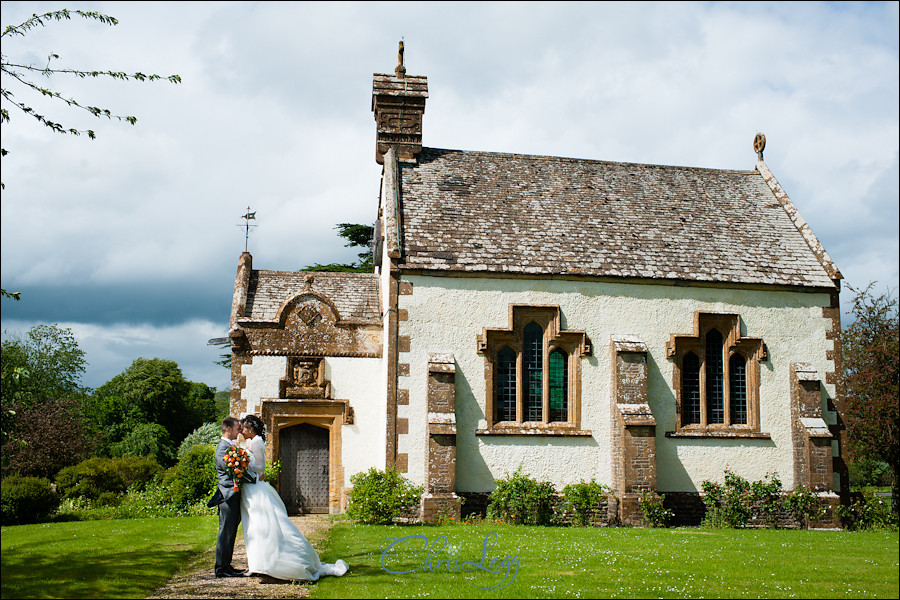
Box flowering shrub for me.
[837,491,898,530]
[749,473,783,528]
[558,479,613,526]
[487,466,555,526]
[639,491,673,527]
[701,469,753,528]
[347,467,423,524]
[782,485,825,529]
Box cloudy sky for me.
[2,1,898,391]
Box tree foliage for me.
[1,9,181,161]
[1,397,95,479]
[84,358,214,451]
[841,283,899,510]
[302,222,374,273]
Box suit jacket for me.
[209,437,256,507]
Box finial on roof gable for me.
[395,40,406,78]
[753,132,766,161]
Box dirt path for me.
[147,514,334,599]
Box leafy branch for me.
[1,9,181,155]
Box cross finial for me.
[395,40,406,78]
[753,132,766,161]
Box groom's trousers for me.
[215,492,242,573]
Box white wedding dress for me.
[239,435,348,581]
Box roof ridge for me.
[418,146,756,174]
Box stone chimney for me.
[372,41,428,165]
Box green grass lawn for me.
[310,521,900,599]
[2,517,897,599]
[1,516,217,599]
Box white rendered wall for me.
[325,356,387,484]
[240,354,386,487]
[397,275,836,493]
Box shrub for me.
[109,423,176,467]
[782,485,825,529]
[701,469,752,528]
[347,467,423,524]
[749,472,783,528]
[55,456,127,503]
[837,490,899,530]
[265,459,282,487]
[177,422,221,459]
[1,475,60,525]
[639,491,673,527]
[110,455,163,491]
[166,444,217,505]
[558,479,612,526]
[487,466,556,526]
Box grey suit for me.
[212,437,256,575]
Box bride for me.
[238,415,349,581]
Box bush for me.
[782,485,825,529]
[837,490,899,530]
[111,455,163,491]
[165,444,217,505]
[265,459,282,487]
[1,475,60,525]
[749,472,783,528]
[109,423,176,467]
[487,466,556,526]
[701,469,754,528]
[639,491,673,527]
[558,479,612,526]
[346,467,423,524]
[177,422,221,459]
[55,457,127,504]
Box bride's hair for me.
[241,414,266,441]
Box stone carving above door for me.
[282,356,331,399]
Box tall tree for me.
[302,223,374,273]
[84,358,213,450]
[841,283,899,511]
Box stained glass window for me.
[549,349,568,422]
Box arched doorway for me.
[279,423,330,513]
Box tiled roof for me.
[243,271,381,324]
[397,148,836,289]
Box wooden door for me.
[279,423,329,513]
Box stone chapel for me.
[227,50,846,525]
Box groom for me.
[210,416,257,578]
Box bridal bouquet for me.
[223,446,251,492]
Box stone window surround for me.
[477,305,592,435]
[666,312,770,438]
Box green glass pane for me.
[549,351,565,409]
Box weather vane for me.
[238,206,257,253]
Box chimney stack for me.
[372,41,428,164]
